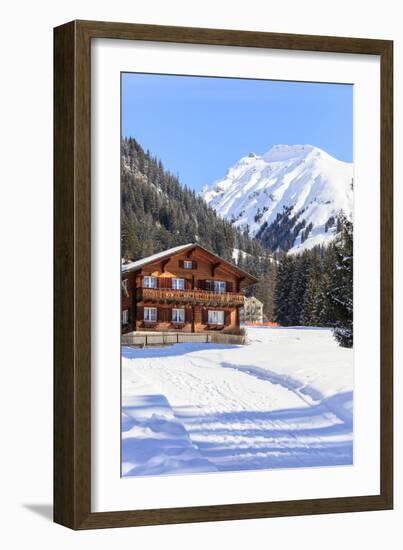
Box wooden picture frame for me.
[54,20,393,529]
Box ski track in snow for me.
[122,327,353,477]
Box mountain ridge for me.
[202,144,353,253]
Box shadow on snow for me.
[122,343,239,359]
[122,392,353,477]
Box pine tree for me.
[327,212,353,347]
[317,243,337,326]
[274,253,294,325]
[288,254,310,324]
[254,260,277,320]
[121,216,140,260]
[302,256,321,325]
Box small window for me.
[144,276,157,289]
[144,307,157,322]
[172,278,185,290]
[183,260,193,269]
[208,310,224,325]
[172,308,185,323]
[122,309,129,324]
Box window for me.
[172,308,185,323]
[122,309,129,324]
[144,307,157,322]
[172,278,185,290]
[208,310,224,325]
[215,281,226,293]
[183,260,193,269]
[206,280,226,293]
[144,276,157,288]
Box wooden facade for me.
[121,243,258,335]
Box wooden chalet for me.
[121,243,258,335]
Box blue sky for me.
[122,73,353,192]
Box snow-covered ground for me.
[122,327,353,477]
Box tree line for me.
[273,213,353,347]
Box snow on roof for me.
[122,243,193,273]
[122,242,258,283]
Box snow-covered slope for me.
[202,145,353,253]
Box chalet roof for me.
[122,244,193,273]
[122,243,258,285]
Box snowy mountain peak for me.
[263,144,318,162]
[202,145,353,254]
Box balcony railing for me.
[136,287,244,306]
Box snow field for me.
[122,327,353,477]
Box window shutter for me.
[185,308,192,323]
[202,308,208,324]
[192,260,198,270]
[226,281,233,293]
[137,306,144,321]
[224,310,231,326]
[198,280,205,291]
[157,308,164,322]
[185,279,192,290]
[157,277,168,289]
[179,259,184,268]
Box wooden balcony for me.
[136,287,245,306]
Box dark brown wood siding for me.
[122,247,251,334]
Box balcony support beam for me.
[211,262,220,277]
[161,259,169,273]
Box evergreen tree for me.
[121,216,140,260]
[302,255,322,325]
[317,243,338,326]
[288,252,311,324]
[327,212,353,347]
[274,253,294,325]
[254,260,277,320]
